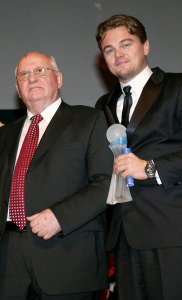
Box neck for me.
[26,98,59,115]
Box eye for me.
[123,43,130,48]
[105,48,114,55]
[20,71,29,77]
[35,67,45,73]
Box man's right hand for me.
[114,153,148,180]
[0,122,4,127]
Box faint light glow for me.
[94,3,102,10]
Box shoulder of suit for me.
[0,120,14,141]
[61,100,97,113]
[95,93,110,109]
[152,67,182,83]
[95,82,120,109]
[65,102,104,118]
[65,104,107,127]
[0,114,25,131]
[56,101,106,126]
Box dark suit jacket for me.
[96,67,182,250]
[0,101,113,294]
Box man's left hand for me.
[27,209,62,240]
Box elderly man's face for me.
[16,52,62,112]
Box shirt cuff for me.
[155,170,162,185]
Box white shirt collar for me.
[26,98,62,124]
[119,65,153,97]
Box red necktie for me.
[9,114,43,229]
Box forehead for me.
[17,53,51,72]
[101,27,140,48]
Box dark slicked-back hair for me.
[96,14,147,51]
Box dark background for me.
[0,0,182,123]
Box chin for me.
[29,94,45,101]
[117,70,134,82]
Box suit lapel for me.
[126,68,165,139]
[7,117,26,175]
[104,68,165,134]
[29,101,72,168]
[104,82,121,125]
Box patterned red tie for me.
[9,114,43,229]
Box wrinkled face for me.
[101,27,149,83]
[16,52,62,111]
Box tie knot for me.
[123,85,131,95]
[30,114,43,125]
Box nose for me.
[115,48,124,58]
[28,71,37,83]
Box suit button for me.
[4,201,8,207]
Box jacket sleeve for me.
[50,111,113,236]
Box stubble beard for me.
[116,64,145,83]
[116,69,135,83]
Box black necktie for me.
[121,86,133,127]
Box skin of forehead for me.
[17,52,51,71]
[101,27,142,50]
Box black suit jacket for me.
[0,101,113,294]
[96,67,182,250]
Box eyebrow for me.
[102,38,134,52]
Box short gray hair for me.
[15,54,60,77]
[49,55,60,72]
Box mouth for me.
[29,86,42,91]
[115,60,129,67]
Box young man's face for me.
[101,26,149,83]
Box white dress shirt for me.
[117,65,152,122]
[116,66,161,184]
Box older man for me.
[0,52,113,299]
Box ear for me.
[144,40,150,56]
[57,72,63,90]
[15,82,21,99]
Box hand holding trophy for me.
[106,124,133,205]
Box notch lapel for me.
[7,117,26,176]
[104,82,121,125]
[126,73,163,139]
[29,101,72,168]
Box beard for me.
[114,62,147,83]
[116,68,142,82]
